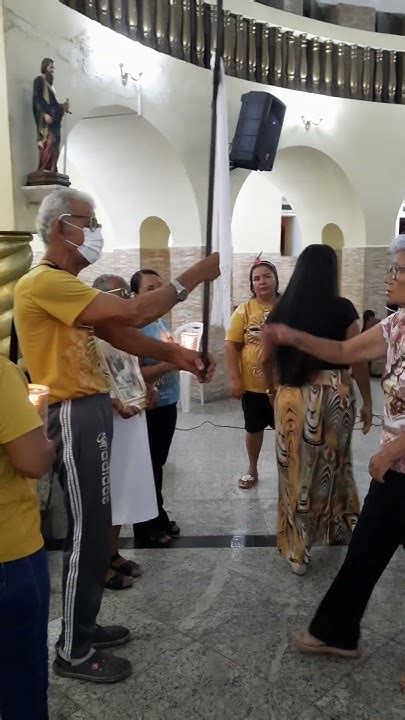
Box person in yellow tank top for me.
[0,356,54,718]
[225,260,279,489]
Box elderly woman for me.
[93,274,158,589]
[264,234,405,689]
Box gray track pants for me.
[48,393,113,661]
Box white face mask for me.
[65,226,104,265]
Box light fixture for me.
[119,63,143,115]
[301,115,323,131]
[119,62,143,86]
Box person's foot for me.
[110,553,142,578]
[105,568,133,590]
[287,560,307,576]
[293,629,360,658]
[135,531,172,548]
[53,649,131,684]
[92,624,131,649]
[397,670,405,691]
[238,472,258,489]
[165,520,181,536]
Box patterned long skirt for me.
[275,370,360,566]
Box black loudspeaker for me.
[230,91,286,172]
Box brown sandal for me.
[238,474,258,489]
[110,553,141,578]
[105,569,133,591]
[293,630,360,658]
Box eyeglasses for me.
[106,288,132,299]
[386,264,405,280]
[59,214,101,231]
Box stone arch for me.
[65,105,202,252]
[232,146,366,255]
[322,222,344,290]
[139,216,171,285]
[322,223,344,250]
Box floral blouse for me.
[381,309,405,473]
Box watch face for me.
[178,288,188,301]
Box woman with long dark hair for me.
[264,245,372,575]
[264,235,405,689]
[225,260,279,489]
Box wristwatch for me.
[170,279,189,303]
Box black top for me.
[316,297,359,370]
[269,296,359,387]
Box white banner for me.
[210,58,232,328]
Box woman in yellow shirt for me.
[0,356,54,718]
[225,260,279,488]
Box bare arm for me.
[346,320,372,434]
[264,322,387,365]
[96,325,215,381]
[76,253,219,328]
[5,427,55,480]
[141,362,175,383]
[225,340,243,399]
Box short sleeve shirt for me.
[140,320,180,406]
[380,310,405,473]
[0,356,44,562]
[226,298,273,393]
[14,265,108,404]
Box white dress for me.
[109,410,158,526]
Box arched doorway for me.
[322,223,344,291]
[65,105,201,253]
[139,216,171,280]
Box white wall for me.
[66,110,201,249]
[3,0,405,252]
[232,172,282,253]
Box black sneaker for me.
[166,520,181,536]
[92,624,130,649]
[53,650,132,684]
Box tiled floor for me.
[47,382,405,719]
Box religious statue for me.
[26,58,71,186]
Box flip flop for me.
[293,630,360,658]
[238,474,258,489]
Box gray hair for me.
[389,234,405,255]
[36,187,95,244]
[92,274,128,292]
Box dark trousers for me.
[48,393,113,661]
[134,402,177,536]
[310,469,405,650]
[0,548,50,720]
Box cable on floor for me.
[176,414,384,432]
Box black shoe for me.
[92,624,130,649]
[166,520,181,536]
[53,649,132,684]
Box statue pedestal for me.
[25,170,70,187]
[22,184,69,204]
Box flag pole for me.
[201,0,224,365]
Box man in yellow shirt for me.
[0,356,54,718]
[14,187,218,683]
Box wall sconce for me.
[301,115,323,131]
[119,63,143,115]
